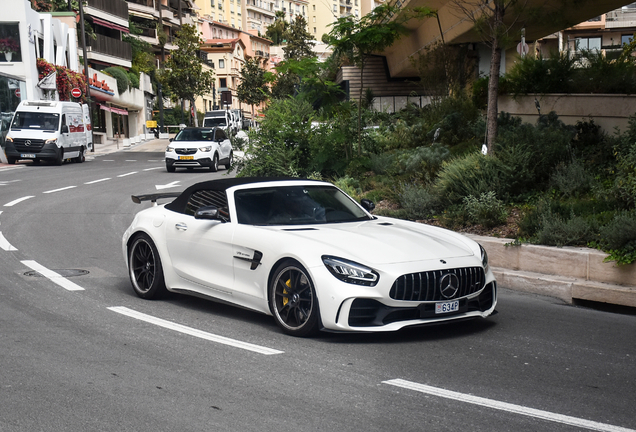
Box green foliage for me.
[236,97,315,177]
[534,208,597,247]
[463,191,508,228]
[332,176,362,202]
[596,210,636,265]
[398,183,440,220]
[265,11,287,45]
[613,116,636,206]
[282,16,315,60]
[550,159,594,198]
[237,57,270,108]
[103,66,130,94]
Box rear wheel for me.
[73,148,85,163]
[128,234,167,299]
[269,260,320,337]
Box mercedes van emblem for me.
[440,273,460,299]
[25,140,31,146]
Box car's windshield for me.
[203,117,227,128]
[234,185,372,225]
[11,112,60,131]
[174,129,216,141]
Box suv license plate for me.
[435,300,459,314]
[21,153,36,158]
[179,156,194,160]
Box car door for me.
[164,189,235,297]
[214,128,232,160]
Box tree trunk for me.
[486,1,504,156]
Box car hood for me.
[273,218,476,265]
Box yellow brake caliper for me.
[283,279,291,306]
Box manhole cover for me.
[24,269,90,278]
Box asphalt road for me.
[1,152,635,432]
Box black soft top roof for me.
[164,177,322,213]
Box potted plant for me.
[0,37,19,61]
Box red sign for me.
[71,88,82,98]
[14,88,20,98]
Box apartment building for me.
[195,0,244,30]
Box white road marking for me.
[125,160,137,162]
[155,180,180,190]
[108,306,284,355]
[84,178,111,184]
[43,186,77,194]
[383,379,635,432]
[0,232,17,251]
[117,172,138,177]
[21,260,85,291]
[4,196,34,207]
[102,160,115,162]
[0,180,21,185]
[143,166,163,171]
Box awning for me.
[129,10,155,20]
[91,17,129,33]
[99,104,111,112]
[99,105,128,115]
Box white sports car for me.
[123,178,497,336]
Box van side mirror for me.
[61,125,69,134]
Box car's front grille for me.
[389,267,485,302]
[12,138,46,152]
[175,148,197,155]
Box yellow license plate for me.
[179,156,194,160]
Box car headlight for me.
[6,136,13,142]
[480,244,489,271]
[199,146,212,152]
[322,256,379,286]
[45,138,58,144]
[166,146,174,152]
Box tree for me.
[324,4,433,156]
[237,57,270,127]
[265,11,288,46]
[160,24,215,127]
[282,16,315,61]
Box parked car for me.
[123,178,497,337]
[165,127,232,172]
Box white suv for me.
[165,127,233,172]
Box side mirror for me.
[194,205,228,222]
[360,199,375,212]
[61,125,69,134]
[169,138,173,142]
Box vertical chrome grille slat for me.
[389,267,486,301]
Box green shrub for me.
[550,159,594,198]
[463,191,508,228]
[333,176,362,202]
[103,66,131,94]
[613,116,636,205]
[534,208,597,247]
[398,183,440,220]
[597,210,636,265]
[434,152,508,205]
[368,152,396,175]
[504,52,576,96]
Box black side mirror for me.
[194,205,228,222]
[169,138,173,142]
[61,125,69,134]
[360,199,375,212]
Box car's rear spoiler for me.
[131,192,181,206]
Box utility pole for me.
[78,0,94,152]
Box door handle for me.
[175,223,187,231]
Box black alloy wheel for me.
[128,234,167,299]
[269,260,320,337]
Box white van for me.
[5,100,92,165]
[203,110,234,134]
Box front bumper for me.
[165,156,213,168]
[5,140,60,161]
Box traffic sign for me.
[14,88,20,98]
[71,88,82,98]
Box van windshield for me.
[203,117,227,128]
[11,112,60,131]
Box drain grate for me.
[24,269,90,278]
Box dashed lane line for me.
[21,260,85,291]
[43,186,77,194]
[117,172,138,177]
[108,306,284,356]
[383,379,635,432]
[0,232,17,251]
[4,196,34,207]
[84,178,111,184]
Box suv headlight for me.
[166,146,174,152]
[480,244,489,272]
[322,256,379,286]
[199,146,212,152]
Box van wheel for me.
[74,148,85,163]
[55,149,64,166]
[7,157,16,164]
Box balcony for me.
[127,0,155,6]
[87,34,132,62]
[87,0,129,21]
[605,8,636,28]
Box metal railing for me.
[87,0,129,20]
[87,34,132,61]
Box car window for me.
[234,186,371,225]
[215,129,227,141]
[185,189,230,220]
[174,129,215,141]
[203,117,227,128]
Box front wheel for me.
[209,153,218,172]
[54,148,64,166]
[166,164,176,173]
[269,260,320,337]
[224,152,233,170]
[128,234,167,299]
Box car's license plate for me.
[179,156,194,160]
[21,153,36,158]
[435,300,459,314]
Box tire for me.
[7,157,16,164]
[128,234,167,299]
[269,260,320,337]
[32,159,40,165]
[55,148,64,166]
[209,153,218,172]
[74,148,85,163]
[166,164,176,173]
[224,152,233,170]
